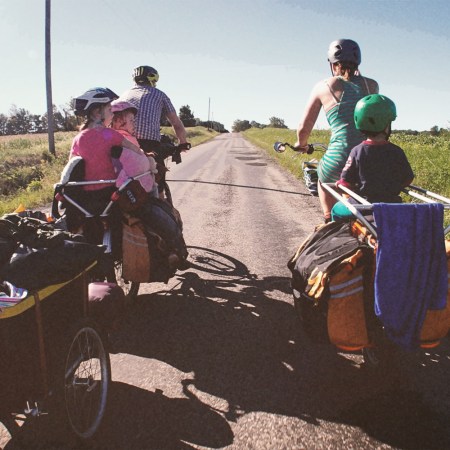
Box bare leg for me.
[318,181,337,221]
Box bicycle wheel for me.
[64,319,110,440]
[114,259,140,300]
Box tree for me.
[429,125,440,136]
[0,114,8,135]
[268,116,288,129]
[7,106,33,135]
[250,120,264,129]
[179,105,196,127]
[232,119,251,132]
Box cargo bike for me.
[0,252,111,443]
[288,179,450,367]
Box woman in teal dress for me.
[294,39,379,222]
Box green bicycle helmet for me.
[354,94,397,133]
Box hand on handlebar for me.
[293,143,314,154]
[179,142,191,152]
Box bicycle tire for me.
[63,318,111,440]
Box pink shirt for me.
[70,127,124,191]
[114,130,156,193]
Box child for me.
[67,88,143,235]
[110,100,189,272]
[110,100,158,198]
[332,94,414,220]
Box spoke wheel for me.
[64,319,110,440]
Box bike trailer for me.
[0,264,94,410]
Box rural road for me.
[6,133,450,449]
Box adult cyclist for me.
[294,39,379,222]
[119,66,190,199]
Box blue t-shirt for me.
[339,140,414,203]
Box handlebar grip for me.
[179,142,191,150]
[306,144,314,155]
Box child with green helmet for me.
[332,94,414,220]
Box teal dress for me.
[318,76,369,183]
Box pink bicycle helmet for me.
[111,100,138,115]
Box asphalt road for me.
[5,133,450,449]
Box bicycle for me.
[273,141,327,196]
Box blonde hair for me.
[79,104,109,130]
[111,110,128,130]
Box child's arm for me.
[121,137,143,155]
[398,148,415,187]
[335,151,358,191]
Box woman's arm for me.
[295,83,323,149]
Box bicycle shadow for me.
[111,246,450,449]
[98,382,233,449]
[3,381,232,450]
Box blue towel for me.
[373,203,447,350]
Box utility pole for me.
[45,0,56,155]
[207,97,211,131]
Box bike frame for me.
[54,171,152,253]
[321,183,450,238]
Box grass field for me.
[242,127,450,229]
[0,126,219,216]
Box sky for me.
[1,0,449,132]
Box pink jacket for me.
[70,127,124,191]
[114,130,156,193]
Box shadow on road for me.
[112,246,450,449]
[5,246,450,449]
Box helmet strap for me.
[330,63,335,76]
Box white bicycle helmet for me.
[74,87,118,116]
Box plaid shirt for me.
[120,85,176,141]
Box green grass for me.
[0,126,219,216]
[243,127,450,229]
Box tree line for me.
[0,103,226,136]
[232,117,449,135]
[232,117,288,132]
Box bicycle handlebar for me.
[273,141,327,154]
